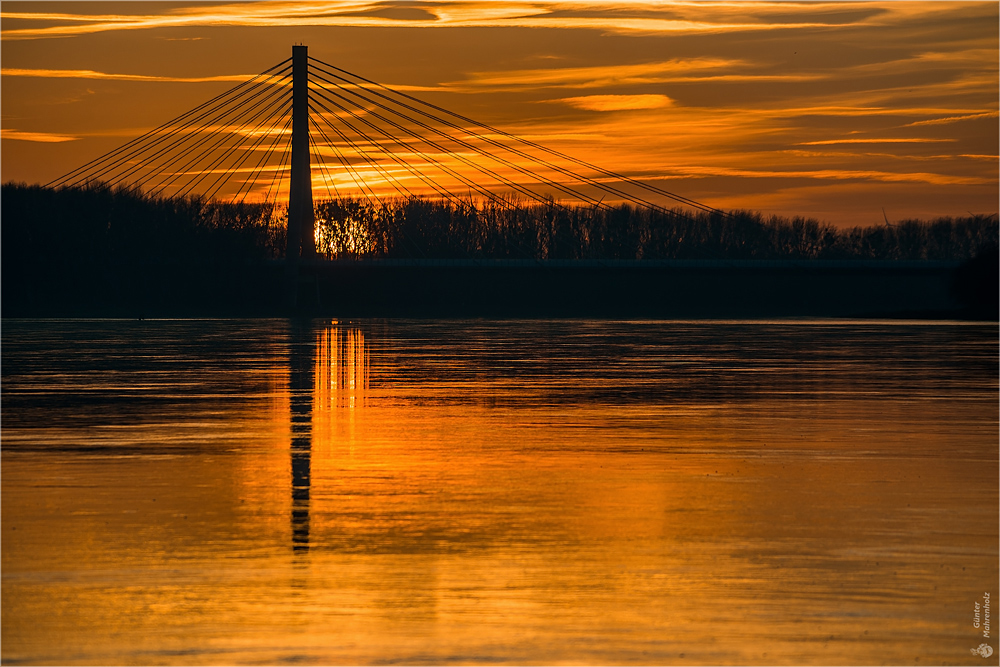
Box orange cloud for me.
[1,67,270,83]
[557,94,673,112]
[1,129,77,142]
[659,165,993,186]
[798,138,957,146]
[454,58,814,91]
[0,2,862,41]
[905,111,999,127]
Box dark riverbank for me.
[3,183,996,319]
[4,257,996,320]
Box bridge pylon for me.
[287,44,315,262]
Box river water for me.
[2,319,997,665]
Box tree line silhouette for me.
[4,182,996,266]
[315,196,998,262]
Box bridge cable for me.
[310,87,478,205]
[91,65,291,189]
[309,65,616,211]
[151,90,288,199]
[308,108,383,202]
[204,99,294,202]
[46,58,291,188]
[274,135,293,209]
[310,97,452,202]
[309,56,722,215]
[58,64,291,190]
[309,110,428,258]
[310,95,468,205]
[309,115,416,206]
[309,101,415,200]
[263,132,292,205]
[309,56,718,215]
[76,70,290,193]
[144,82,291,197]
[311,83,565,213]
[310,63,680,216]
[309,71,587,211]
[311,130,341,200]
[308,123,342,257]
[235,114,293,205]
[308,122,337,202]
[180,93,293,200]
[310,99,460,203]
[173,90,291,199]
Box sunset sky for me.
[2,1,997,225]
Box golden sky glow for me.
[1,1,997,225]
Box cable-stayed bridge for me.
[48,45,722,264]
[21,46,985,317]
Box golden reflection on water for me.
[317,323,369,411]
[292,323,370,553]
[2,320,997,665]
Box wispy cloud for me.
[661,165,992,186]
[1,67,268,83]
[0,1,864,41]
[2,129,77,142]
[785,150,998,163]
[450,58,824,91]
[556,94,673,112]
[905,111,999,127]
[462,58,739,87]
[731,106,998,120]
[797,138,957,146]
